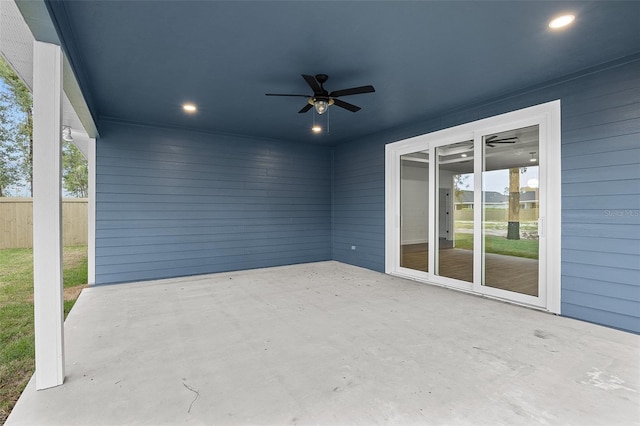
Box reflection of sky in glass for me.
[456,166,539,193]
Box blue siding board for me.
[95,233,329,249]
[97,232,330,251]
[562,211,640,226]
[562,118,640,144]
[99,150,332,171]
[562,249,640,270]
[562,263,637,286]
[561,148,640,170]
[96,254,325,285]
[562,179,639,197]
[97,242,330,268]
[562,87,640,119]
[332,56,640,331]
[562,236,640,255]
[562,103,640,131]
[95,121,331,283]
[563,277,640,302]
[563,194,640,210]
[563,134,640,157]
[561,290,639,317]
[562,303,639,334]
[563,223,639,239]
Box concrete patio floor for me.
[6,261,639,425]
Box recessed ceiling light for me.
[183,103,197,113]
[461,153,468,158]
[549,14,575,29]
[311,125,322,133]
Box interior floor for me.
[7,261,638,425]
[401,242,538,296]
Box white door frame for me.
[385,100,561,313]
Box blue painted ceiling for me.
[46,1,640,145]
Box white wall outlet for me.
[351,245,356,250]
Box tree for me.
[454,173,470,203]
[0,111,20,196]
[1,56,88,198]
[0,56,33,196]
[62,140,88,197]
[506,167,528,240]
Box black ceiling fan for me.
[266,74,375,114]
[485,135,518,147]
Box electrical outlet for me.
[351,245,356,250]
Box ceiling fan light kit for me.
[309,98,334,115]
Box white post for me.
[88,138,96,285]
[32,41,65,390]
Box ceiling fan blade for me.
[302,74,322,93]
[487,139,518,144]
[485,140,517,147]
[265,93,310,97]
[333,98,361,112]
[485,135,518,144]
[298,103,313,113]
[330,85,375,98]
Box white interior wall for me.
[400,162,429,245]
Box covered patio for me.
[7,262,639,425]
[1,0,639,423]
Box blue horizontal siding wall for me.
[332,55,640,333]
[95,121,331,284]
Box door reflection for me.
[435,141,474,282]
[400,151,429,272]
[482,125,540,296]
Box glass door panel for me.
[435,141,474,282]
[482,125,540,296]
[400,151,429,272]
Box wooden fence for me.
[0,198,88,249]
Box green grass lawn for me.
[454,233,539,259]
[0,246,87,424]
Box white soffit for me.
[0,0,33,90]
[1,0,97,141]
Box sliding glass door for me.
[386,101,561,312]
[435,141,474,283]
[400,150,429,273]
[481,125,540,297]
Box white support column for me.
[88,138,96,285]
[32,41,65,390]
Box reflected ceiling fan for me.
[266,74,375,114]
[485,135,518,147]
